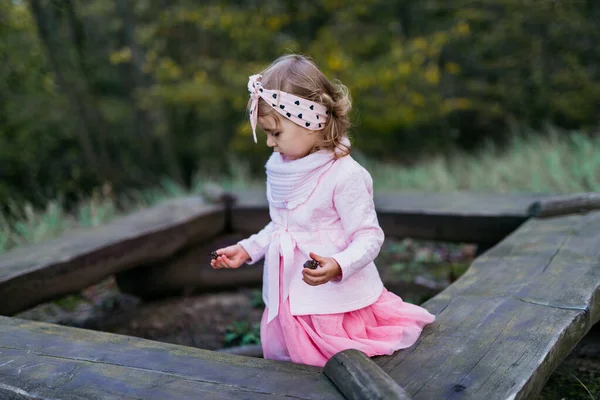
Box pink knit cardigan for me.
[238,153,385,323]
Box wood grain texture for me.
[527,193,600,218]
[0,316,344,400]
[116,234,263,300]
[375,210,600,400]
[323,349,412,400]
[230,188,550,244]
[217,344,263,358]
[230,188,271,236]
[0,197,225,316]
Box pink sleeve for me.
[237,221,274,265]
[330,168,385,283]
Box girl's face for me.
[258,114,318,160]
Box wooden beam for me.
[0,316,344,400]
[527,193,600,218]
[230,188,271,236]
[0,197,225,316]
[217,344,263,358]
[115,234,263,300]
[324,349,412,400]
[374,210,600,399]
[230,188,550,244]
[374,191,546,244]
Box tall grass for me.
[360,128,600,193]
[1,129,598,254]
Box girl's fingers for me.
[215,256,229,269]
[303,277,318,286]
[309,252,326,263]
[223,255,241,269]
[222,245,242,258]
[303,267,328,277]
[302,274,328,286]
[222,255,234,268]
[217,255,228,268]
[212,254,242,269]
[304,278,326,286]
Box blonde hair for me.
[250,54,352,158]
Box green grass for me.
[362,128,600,193]
[0,173,257,254]
[539,366,600,400]
[1,128,599,254]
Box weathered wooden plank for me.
[230,188,550,244]
[230,188,271,236]
[115,234,263,300]
[375,210,600,400]
[323,349,412,400]
[0,197,225,316]
[374,191,549,244]
[0,316,344,400]
[217,344,264,358]
[527,193,600,218]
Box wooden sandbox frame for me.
[1,190,599,399]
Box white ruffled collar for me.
[265,139,350,209]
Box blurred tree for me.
[0,0,94,211]
[1,0,599,209]
[27,0,113,177]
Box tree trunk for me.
[27,0,98,169]
[62,0,113,175]
[27,0,114,183]
[115,0,184,185]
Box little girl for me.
[210,54,435,367]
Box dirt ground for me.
[105,287,265,350]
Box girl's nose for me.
[266,135,275,148]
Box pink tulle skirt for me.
[261,260,436,367]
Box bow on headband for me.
[247,74,329,143]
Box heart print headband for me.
[247,74,329,143]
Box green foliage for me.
[223,320,261,347]
[0,1,90,207]
[1,0,600,212]
[53,294,84,312]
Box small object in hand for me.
[303,259,320,270]
[211,251,219,260]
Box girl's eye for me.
[272,132,280,137]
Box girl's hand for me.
[211,244,250,269]
[302,252,342,286]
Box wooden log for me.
[527,193,600,218]
[374,191,549,244]
[230,188,550,244]
[115,234,263,300]
[229,188,271,236]
[217,344,263,358]
[324,349,412,400]
[375,210,600,399]
[0,316,344,400]
[0,197,225,316]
